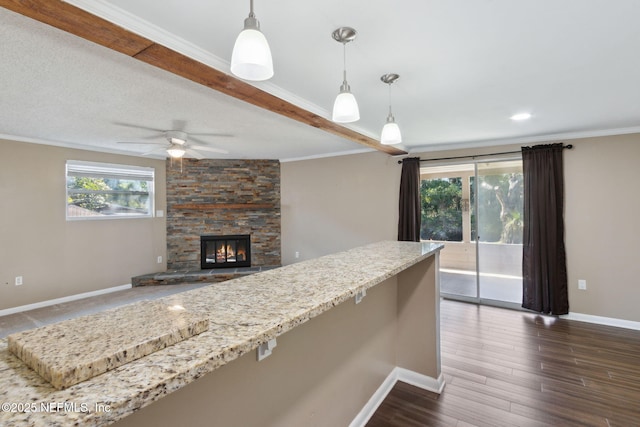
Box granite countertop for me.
[8,300,210,390]
[0,241,443,427]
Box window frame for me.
[66,160,155,221]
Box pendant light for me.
[231,0,273,81]
[380,73,402,145]
[331,27,360,123]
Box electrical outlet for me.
[355,289,367,304]
[295,251,300,259]
[15,276,23,286]
[157,256,163,264]
[578,279,587,290]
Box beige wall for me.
[281,135,640,323]
[0,139,166,310]
[563,134,640,322]
[280,151,399,265]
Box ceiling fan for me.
[116,125,231,159]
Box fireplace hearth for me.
[201,235,251,269]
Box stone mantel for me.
[171,203,277,210]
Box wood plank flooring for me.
[367,299,640,427]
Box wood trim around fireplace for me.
[172,203,276,210]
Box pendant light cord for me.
[249,0,255,17]
[342,43,348,84]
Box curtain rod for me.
[397,144,573,164]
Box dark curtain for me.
[521,143,569,314]
[398,157,421,242]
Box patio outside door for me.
[474,160,523,306]
[421,159,523,308]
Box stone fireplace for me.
[166,159,281,271]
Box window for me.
[66,160,154,220]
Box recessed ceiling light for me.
[510,113,532,121]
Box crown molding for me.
[409,126,640,154]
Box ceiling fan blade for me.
[113,121,164,132]
[189,144,229,154]
[140,132,166,140]
[189,132,234,138]
[185,148,205,160]
[189,135,233,145]
[117,141,164,145]
[142,146,168,156]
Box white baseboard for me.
[395,367,446,394]
[563,312,640,331]
[0,284,132,317]
[349,367,445,427]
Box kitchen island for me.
[0,240,443,426]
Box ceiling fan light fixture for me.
[332,27,359,123]
[380,73,402,145]
[166,130,188,145]
[231,0,273,81]
[166,144,186,158]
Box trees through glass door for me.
[421,160,523,308]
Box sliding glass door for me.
[421,164,478,300]
[474,161,523,305]
[421,160,523,308]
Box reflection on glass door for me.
[475,161,524,304]
[421,165,478,300]
[421,160,523,307]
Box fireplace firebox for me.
[200,235,251,269]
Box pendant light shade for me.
[381,121,402,145]
[231,0,273,81]
[333,91,360,123]
[380,73,402,145]
[331,27,359,123]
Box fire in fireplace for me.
[201,235,251,269]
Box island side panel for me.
[111,276,399,427]
[396,252,441,380]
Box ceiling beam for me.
[1,0,407,156]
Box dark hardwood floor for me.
[367,299,640,427]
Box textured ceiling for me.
[2,1,640,161]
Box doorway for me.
[421,159,523,309]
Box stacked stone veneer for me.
[166,159,281,270]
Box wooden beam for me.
[0,0,153,56]
[1,0,408,156]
